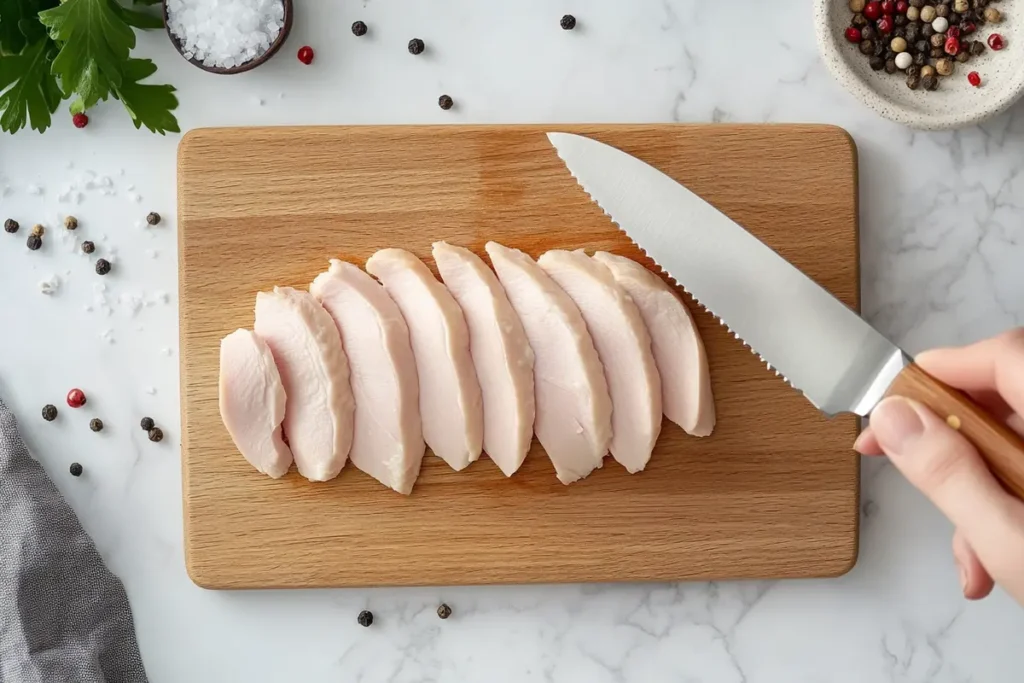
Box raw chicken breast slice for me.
[219,329,293,479]
[433,241,536,477]
[310,260,425,494]
[253,287,354,482]
[539,250,662,473]
[592,251,715,437]
[485,241,612,484]
[365,248,484,471]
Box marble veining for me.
[1,0,1023,681]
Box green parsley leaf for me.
[0,0,28,54]
[112,4,163,31]
[0,37,62,133]
[39,0,135,108]
[111,58,178,135]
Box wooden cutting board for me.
[178,124,860,589]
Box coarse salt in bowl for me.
[165,0,290,73]
[814,0,1024,130]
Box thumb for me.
[870,396,1024,588]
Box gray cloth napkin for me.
[0,398,148,683]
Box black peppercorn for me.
[931,46,945,58]
[862,24,878,40]
[922,73,939,90]
[915,39,930,53]
[438,94,453,110]
[909,0,923,6]
[893,25,907,38]
[914,51,928,65]
[89,418,103,432]
[905,22,920,41]
[949,11,961,23]
[69,462,83,477]
[4,218,18,233]
[437,603,452,619]
[884,47,895,60]
[906,72,921,90]
[560,14,577,30]
[955,50,970,62]
[81,240,95,254]
[895,14,909,26]
[357,610,373,627]
[936,4,950,17]
[885,58,899,73]
[407,38,425,55]
[146,212,161,226]
[95,258,111,275]
[869,55,886,70]
[922,24,935,38]
[42,404,57,421]
[859,39,875,55]
[351,20,367,36]
[26,234,41,250]
[141,416,155,431]
[148,427,163,442]
[970,40,986,55]
[64,215,78,230]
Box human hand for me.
[854,329,1024,605]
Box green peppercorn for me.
[955,50,970,63]
[407,38,425,55]
[146,212,161,226]
[936,4,950,18]
[930,33,946,48]
[89,418,103,432]
[909,0,923,7]
[69,462,83,477]
[351,20,367,36]
[82,241,95,254]
[64,215,78,230]
[141,416,155,431]
[437,603,452,619]
[42,404,57,421]
[438,94,453,110]
[26,234,41,250]
[560,14,576,30]
[931,46,945,58]
[95,258,111,275]
[31,224,44,237]
[4,218,18,233]
[936,57,955,76]
[357,610,373,627]
[148,427,163,442]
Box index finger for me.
[915,329,1024,419]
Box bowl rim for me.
[813,0,1024,130]
[163,0,294,75]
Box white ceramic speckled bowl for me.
[814,0,1023,130]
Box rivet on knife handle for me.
[885,364,1024,500]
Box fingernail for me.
[870,397,925,457]
[958,562,968,595]
[852,430,874,454]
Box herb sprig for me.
[0,0,178,135]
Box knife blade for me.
[547,131,1024,499]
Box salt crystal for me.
[84,305,93,313]
[100,176,112,188]
[154,290,170,304]
[145,249,158,259]
[136,324,145,332]
[39,274,60,295]
[166,0,285,69]
[127,192,141,203]
[27,185,42,195]
[75,192,84,204]
[161,347,173,356]
[127,184,136,192]
[94,282,107,293]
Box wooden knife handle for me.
[885,363,1024,500]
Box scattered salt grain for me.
[39,274,60,295]
[84,305,93,313]
[127,184,136,192]
[27,185,42,195]
[100,176,112,188]
[127,192,142,203]
[154,290,170,304]
[94,282,107,293]
[100,329,115,344]
[166,0,285,70]
[145,387,157,395]
[161,347,173,356]
[145,249,158,259]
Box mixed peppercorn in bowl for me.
[814,0,1023,129]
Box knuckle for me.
[997,327,1024,353]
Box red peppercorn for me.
[881,0,896,14]
[845,26,863,43]
[66,388,86,408]
[946,26,960,39]
[297,45,314,64]
[961,22,976,35]
[72,113,88,129]
[987,34,1005,51]
[876,16,894,34]
[895,0,908,14]
[968,71,982,87]
[864,1,883,20]
[944,36,960,55]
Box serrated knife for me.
[547,131,1024,499]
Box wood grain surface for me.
[178,124,861,589]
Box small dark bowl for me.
[163,0,293,75]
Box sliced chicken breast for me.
[311,260,425,494]
[253,287,354,482]
[433,241,536,477]
[538,250,662,473]
[593,251,716,437]
[485,242,612,484]
[365,249,483,471]
[219,329,293,479]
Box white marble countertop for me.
[2,1,1023,681]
